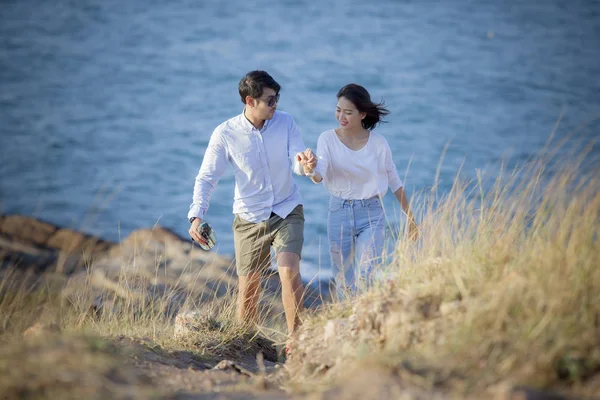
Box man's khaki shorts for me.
[233,205,304,276]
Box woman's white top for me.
[314,129,403,200]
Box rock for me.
[0,215,57,246]
[0,234,48,256]
[0,234,58,272]
[46,229,86,253]
[110,227,189,259]
[47,229,112,255]
[0,214,113,274]
[108,226,233,270]
[174,309,220,339]
[213,360,253,377]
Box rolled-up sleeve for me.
[287,116,308,176]
[385,140,403,192]
[188,129,228,220]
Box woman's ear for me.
[360,112,367,120]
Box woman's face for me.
[335,96,365,130]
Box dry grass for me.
[2,139,598,398]
[0,248,289,398]
[287,143,600,398]
[0,258,286,338]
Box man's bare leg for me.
[236,271,262,326]
[277,252,304,335]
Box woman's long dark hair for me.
[337,84,389,130]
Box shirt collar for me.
[238,109,271,133]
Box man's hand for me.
[296,148,317,174]
[189,218,209,247]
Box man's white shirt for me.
[188,110,307,223]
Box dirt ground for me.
[110,336,294,400]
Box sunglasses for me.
[258,93,280,108]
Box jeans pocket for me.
[368,198,383,210]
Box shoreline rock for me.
[0,214,114,274]
[1,213,331,316]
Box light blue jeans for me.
[327,195,385,299]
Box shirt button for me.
[349,200,353,204]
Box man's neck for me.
[244,109,265,130]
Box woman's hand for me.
[393,187,419,241]
[297,148,317,174]
[407,218,419,241]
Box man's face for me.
[253,88,279,120]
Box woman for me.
[300,84,418,298]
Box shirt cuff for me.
[292,157,304,176]
[187,206,205,221]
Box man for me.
[187,70,316,338]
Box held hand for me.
[302,158,315,175]
[298,148,317,174]
[302,148,315,159]
[189,218,208,247]
[304,148,317,170]
[296,152,307,164]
